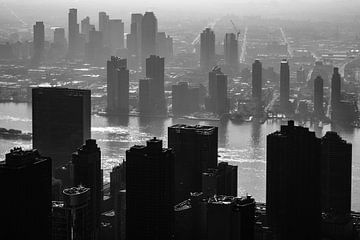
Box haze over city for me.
[1,0,360,240]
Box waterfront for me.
[1,102,360,210]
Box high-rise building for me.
[86,29,104,65]
[217,162,237,196]
[280,59,290,112]
[296,66,306,83]
[71,139,102,240]
[202,162,237,197]
[267,121,321,240]
[32,21,45,65]
[146,55,166,114]
[138,78,151,114]
[168,124,218,203]
[32,87,91,170]
[114,189,126,240]
[106,57,129,115]
[52,186,92,240]
[108,19,124,55]
[207,196,255,240]
[98,12,109,46]
[68,8,79,58]
[172,82,200,115]
[156,32,173,60]
[331,67,341,113]
[127,13,143,66]
[0,148,51,240]
[141,12,157,69]
[110,161,126,199]
[53,28,67,55]
[200,28,216,71]
[224,33,238,71]
[314,76,324,116]
[206,66,229,115]
[321,132,352,217]
[126,138,174,240]
[81,16,91,40]
[252,60,262,102]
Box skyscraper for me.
[168,124,218,203]
[252,60,262,102]
[267,121,321,240]
[321,132,352,217]
[81,16,91,40]
[296,66,306,83]
[207,66,229,115]
[314,76,324,116]
[207,196,255,240]
[32,21,45,65]
[32,87,91,170]
[52,186,92,240]
[331,67,341,112]
[156,32,174,59]
[224,33,238,71]
[127,13,143,64]
[108,19,124,54]
[141,12,157,69]
[53,28,67,55]
[146,55,166,114]
[200,28,216,71]
[217,162,238,196]
[280,59,290,112]
[98,12,109,46]
[86,29,103,65]
[0,148,51,240]
[68,8,79,58]
[107,57,129,115]
[71,139,102,240]
[126,138,174,240]
[138,78,151,114]
[172,82,200,115]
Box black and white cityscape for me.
[1,0,360,239]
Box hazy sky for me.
[2,0,360,26]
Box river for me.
[1,102,360,210]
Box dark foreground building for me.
[266,120,321,240]
[168,124,218,203]
[32,87,91,170]
[71,139,102,240]
[0,148,52,240]
[52,186,92,240]
[126,138,175,240]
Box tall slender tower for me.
[0,148,52,240]
[32,21,45,65]
[108,19,124,54]
[224,33,238,71]
[200,28,215,72]
[130,13,143,57]
[331,67,341,111]
[146,55,166,114]
[267,121,321,240]
[71,139,102,240]
[252,60,262,103]
[280,59,290,112]
[314,76,324,116]
[68,8,79,58]
[321,132,352,217]
[141,12,157,70]
[107,57,129,115]
[126,138,174,240]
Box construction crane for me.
[230,20,240,40]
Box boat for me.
[0,128,32,140]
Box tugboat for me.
[0,128,32,140]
